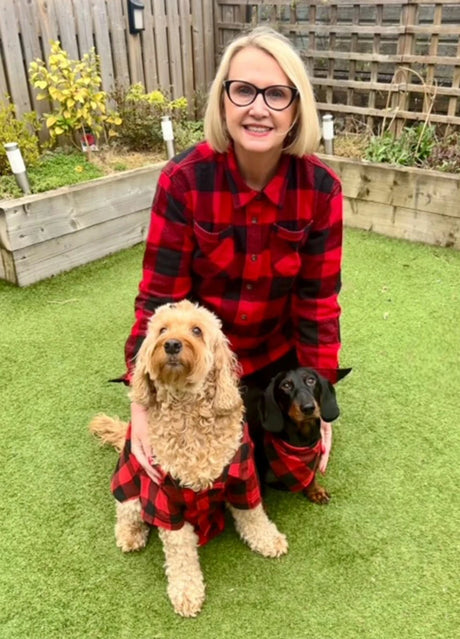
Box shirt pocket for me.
[193,222,236,278]
[271,222,312,278]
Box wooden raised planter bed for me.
[1,155,458,287]
[0,162,166,287]
[318,154,460,250]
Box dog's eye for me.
[192,326,202,336]
[304,376,316,386]
[280,380,293,391]
[159,327,167,335]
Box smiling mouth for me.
[243,125,272,134]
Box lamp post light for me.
[161,115,175,159]
[127,0,145,35]
[4,142,31,194]
[322,113,335,155]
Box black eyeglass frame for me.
[223,80,299,111]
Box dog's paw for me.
[259,530,289,558]
[305,484,331,505]
[115,522,149,552]
[169,583,206,617]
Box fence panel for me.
[0,0,215,118]
[216,0,460,131]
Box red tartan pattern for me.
[264,432,325,493]
[123,141,343,384]
[111,423,262,546]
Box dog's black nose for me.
[300,402,315,415]
[164,339,182,355]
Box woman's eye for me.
[192,326,202,336]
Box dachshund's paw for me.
[305,484,331,505]
[169,582,205,617]
[115,522,149,552]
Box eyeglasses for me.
[223,80,298,111]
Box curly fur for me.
[89,300,287,617]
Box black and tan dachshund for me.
[259,367,351,504]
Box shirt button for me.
[240,314,248,320]
[251,216,258,224]
[251,254,258,262]
[246,283,253,290]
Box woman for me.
[121,26,344,482]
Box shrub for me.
[113,83,203,152]
[29,41,122,148]
[365,123,436,167]
[0,97,41,174]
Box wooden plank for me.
[343,199,460,249]
[178,0,194,109]
[316,102,460,126]
[166,0,184,98]
[152,0,170,91]
[53,0,79,59]
[35,0,59,60]
[105,0,130,89]
[11,208,152,287]
[317,154,460,218]
[0,164,165,252]
[191,0,206,91]
[311,77,460,98]
[73,0,94,56]
[305,50,460,67]
[0,0,31,117]
[140,0,159,90]
[92,0,116,91]
[202,0,215,87]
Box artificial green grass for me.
[1,228,459,639]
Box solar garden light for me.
[4,142,31,194]
[322,113,335,155]
[161,115,175,159]
[127,0,145,35]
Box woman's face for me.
[224,46,297,161]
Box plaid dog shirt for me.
[264,432,325,493]
[111,423,262,546]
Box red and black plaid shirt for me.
[111,423,262,546]
[264,432,325,493]
[124,141,343,383]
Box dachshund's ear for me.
[258,373,285,433]
[212,337,242,415]
[336,367,352,382]
[317,375,340,422]
[129,341,157,407]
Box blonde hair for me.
[204,26,320,156]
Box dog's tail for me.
[88,414,128,452]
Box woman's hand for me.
[130,402,161,482]
[318,420,332,474]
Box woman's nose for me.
[248,92,269,114]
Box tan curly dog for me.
[89,300,287,617]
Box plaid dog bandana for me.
[111,423,262,546]
[264,432,325,493]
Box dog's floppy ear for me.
[212,336,242,414]
[317,374,340,422]
[129,341,157,408]
[258,372,285,433]
[318,368,352,422]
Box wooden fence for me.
[216,0,460,132]
[0,0,215,119]
[2,0,460,133]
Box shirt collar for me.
[225,144,291,209]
